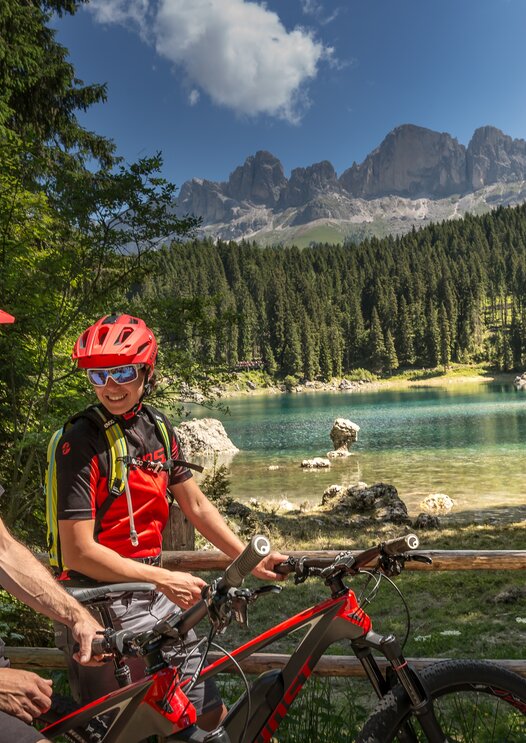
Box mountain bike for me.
[38,534,526,742]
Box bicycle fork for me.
[353,631,450,743]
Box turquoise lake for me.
[181,383,526,520]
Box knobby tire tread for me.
[356,659,526,743]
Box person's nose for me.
[105,375,121,390]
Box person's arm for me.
[0,519,102,663]
[169,478,287,580]
[59,519,207,609]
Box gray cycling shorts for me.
[0,710,46,742]
[55,590,222,717]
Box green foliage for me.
[0,1,199,533]
[283,374,299,391]
[200,464,232,506]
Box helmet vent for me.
[118,328,133,345]
[97,327,110,345]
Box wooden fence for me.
[7,547,526,677]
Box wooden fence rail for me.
[161,548,526,572]
[11,548,526,678]
[5,647,526,678]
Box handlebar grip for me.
[219,535,271,590]
[91,635,111,655]
[383,533,419,555]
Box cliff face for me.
[339,125,467,198]
[176,124,526,242]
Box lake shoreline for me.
[218,369,517,399]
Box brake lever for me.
[250,584,282,599]
[407,553,433,565]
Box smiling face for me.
[91,368,150,416]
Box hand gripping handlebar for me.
[90,536,272,654]
[217,535,271,590]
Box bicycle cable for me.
[356,569,411,650]
[209,639,252,743]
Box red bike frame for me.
[41,588,382,742]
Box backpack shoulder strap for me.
[142,403,172,459]
[89,405,128,498]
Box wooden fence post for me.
[162,502,195,551]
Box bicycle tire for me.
[356,660,526,743]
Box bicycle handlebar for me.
[90,535,271,655]
[274,533,420,576]
[89,533,418,657]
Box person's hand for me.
[252,550,289,581]
[156,569,207,609]
[70,614,106,665]
[0,668,52,723]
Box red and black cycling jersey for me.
[55,403,191,569]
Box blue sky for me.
[55,0,526,190]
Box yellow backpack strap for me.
[46,427,66,572]
[90,406,127,498]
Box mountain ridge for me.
[176,124,526,245]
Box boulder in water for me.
[328,418,360,458]
[301,457,331,469]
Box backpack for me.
[45,403,201,574]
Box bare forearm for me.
[61,539,160,585]
[182,495,245,558]
[0,530,91,628]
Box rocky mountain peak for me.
[467,126,526,189]
[175,123,526,244]
[339,124,466,198]
[226,150,286,205]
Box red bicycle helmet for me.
[0,309,15,323]
[72,314,158,370]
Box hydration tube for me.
[122,466,139,547]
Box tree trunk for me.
[162,502,195,551]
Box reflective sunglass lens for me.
[87,369,107,386]
[87,366,139,386]
[112,366,139,383]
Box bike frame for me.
[41,584,441,743]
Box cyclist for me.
[53,313,287,731]
[0,308,103,743]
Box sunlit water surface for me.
[177,383,526,519]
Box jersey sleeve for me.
[55,418,104,520]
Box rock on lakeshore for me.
[176,418,239,459]
[321,482,412,525]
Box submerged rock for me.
[301,457,331,469]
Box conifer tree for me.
[384,329,399,374]
[369,307,386,372]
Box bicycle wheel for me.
[356,660,526,743]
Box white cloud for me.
[188,89,200,106]
[88,0,152,27]
[300,0,341,25]
[87,0,330,123]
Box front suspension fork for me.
[353,631,448,743]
